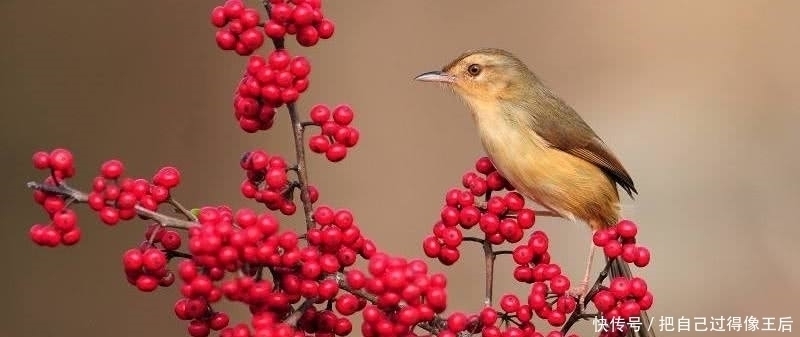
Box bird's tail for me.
[608,256,656,337]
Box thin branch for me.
[168,197,197,221]
[483,237,495,307]
[262,0,314,230]
[493,250,513,256]
[463,236,486,244]
[27,181,198,229]
[284,298,316,326]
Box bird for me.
[414,48,654,337]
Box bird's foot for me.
[568,281,590,300]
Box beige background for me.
[1,1,798,337]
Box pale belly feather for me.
[472,110,620,226]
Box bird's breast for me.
[468,101,620,225]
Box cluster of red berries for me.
[30,149,79,246]
[122,245,175,292]
[423,157,536,265]
[212,0,265,55]
[234,50,312,133]
[86,160,181,226]
[29,207,80,247]
[592,276,654,337]
[32,148,75,180]
[168,205,377,337]
[122,224,183,293]
[464,156,513,195]
[345,253,448,337]
[309,206,376,264]
[240,150,319,215]
[264,0,335,47]
[593,220,651,268]
[307,104,359,162]
[28,150,181,246]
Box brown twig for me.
[262,0,314,230]
[168,197,197,221]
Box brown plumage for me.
[416,48,654,337]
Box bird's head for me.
[414,48,536,105]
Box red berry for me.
[616,220,638,239]
[216,30,237,50]
[154,166,181,189]
[458,206,481,228]
[239,28,264,50]
[342,127,359,147]
[638,291,654,310]
[48,148,74,172]
[325,144,347,162]
[264,20,286,38]
[162,230,182,250]
[290,57,311,78]
[619,300,641,319]
[99,207,120,225]
[447,312,468,332]
[308,135,330,153]
[634,246,651,267]
[211,6,227,27]
[239,8,260,28]
[61,228,81,246]
[479,307,498,325]
[268,49,291,69]
[280,87,299,103]
[136,275,159,292]
[593,230,611,247]
[547,311,567,327]
[621,244,637,263]
[422,235,441,258]
[52,209,77,232]
[592,290,616,312]
[188,320,211,337]
[549,275,570,295]
[500,294,521,313]
[270,3,292,22]
[475,157,495,174]
[294,78,310,93]
[332,105,354,125]
[516,209,535,229]
[609,277,630,299]
[310,104,331,124]
[142,248,167,273]
[603,241,622,258]
[209,312,230,331]
[32,151,50,169]
[317,19,335,39]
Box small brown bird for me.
[415,48,653,336]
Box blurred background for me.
[1,1,798,337]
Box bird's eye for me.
[467,64,482,76]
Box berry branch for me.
[261,0,314,230]
[22,1,655,337]
[26,180,197,230]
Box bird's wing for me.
[522,95,638,198]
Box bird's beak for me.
[414,71,456,83]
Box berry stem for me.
[168,197,197,221]
[483,237,496,306]
[26,181,198,229]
